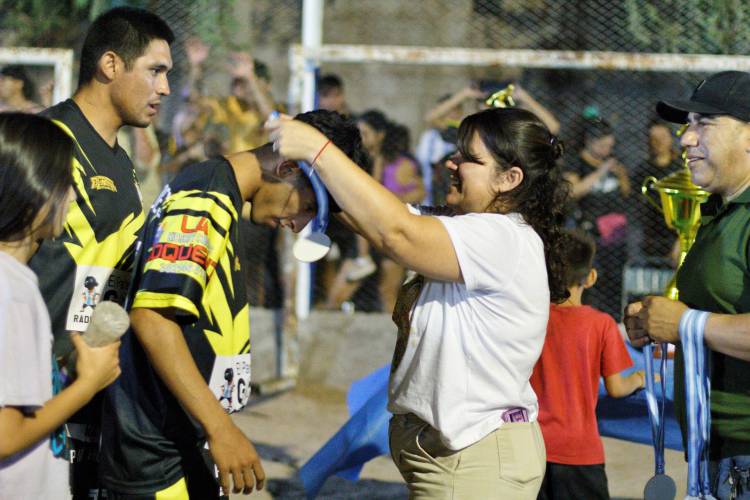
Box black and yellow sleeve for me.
[132,190,235,323]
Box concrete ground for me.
[231,309,688,499]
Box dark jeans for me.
[537,462,609,500]
[710,455,750,499]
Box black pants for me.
[107,446,225,500]
[537,462,610,500]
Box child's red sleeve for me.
[600,314,634,377]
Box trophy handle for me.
[641,176,662,212]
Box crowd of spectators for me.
[0,40,684,316]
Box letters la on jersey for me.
[132,160,250,386]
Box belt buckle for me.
[501,407,529,423]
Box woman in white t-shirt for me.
[269,107,569,499]
[0,113,121,499]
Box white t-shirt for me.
[388,212,550,450]
[0,251,69,499]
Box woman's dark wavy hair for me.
[0,113,74,242]
[358,109,410,163]
[456,107,570,302]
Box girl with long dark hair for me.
[0,113,121,499]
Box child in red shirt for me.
[531,229,646,500]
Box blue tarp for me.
[299,344,682,499]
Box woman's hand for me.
[266,114,329,164]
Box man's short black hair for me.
[294,109,369,211]
[318,74,343,97]
[78,7,174,88]
[560,229,596,288]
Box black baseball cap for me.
[656,71,750,124]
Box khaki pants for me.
[389,414,546,500]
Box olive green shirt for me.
[676,187,750,459]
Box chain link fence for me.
[3,0,748,319]
[160,0,750,318]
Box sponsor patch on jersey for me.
[208,353,251,413]
[90,175,117,192]
[65,266,130,331]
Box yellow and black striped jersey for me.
[101,158,249,495]
[29,99,144,361]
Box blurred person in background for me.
[565,117,631,320]
[118,124,163,208]
[417,88,480,205]
[318,73,349,116]
[315,72,364,310]
[0,65,44,113]
[162,37,212,182]
[176,36,287,309]
[358,109,425,313]
[629,118,683,260]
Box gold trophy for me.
[486,84,515,108]
[641,127,709,301]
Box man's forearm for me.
[130,308,230,436]
[704,313,750,362]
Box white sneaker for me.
[346,256,377,282]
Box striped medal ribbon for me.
[643,342,676,500]
[679,309,716,500]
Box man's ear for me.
[276,160,302,179]
[97,51,121,82]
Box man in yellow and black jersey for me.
[100,110,368,499]
[28,7,173,499]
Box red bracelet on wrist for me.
[311,139,332,167]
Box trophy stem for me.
[664,232,696,301]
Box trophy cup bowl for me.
[641,169,709,300]
[485,84,515,108]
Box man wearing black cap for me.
[625,71,750,498]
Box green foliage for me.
[0,0,94,47]
[0,0,238,51]
[192,0,238,57]
[625,0,750,54]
